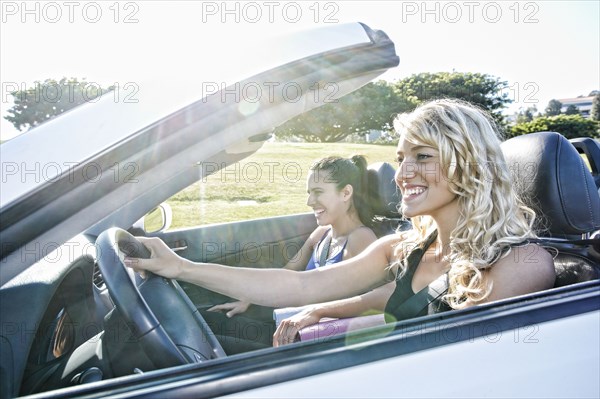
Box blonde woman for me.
[126,99,555,348]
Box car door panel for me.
[152,213,317,307]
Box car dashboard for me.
[1,234,114,396]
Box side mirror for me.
[133,203,173,234]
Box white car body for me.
[1,22,599,399]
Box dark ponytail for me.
[310,155,375,227]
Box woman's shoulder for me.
[344,226,378,258]
[307,226,330,247]
[346,226,377,249]
[348,225,378,242]
[486,243,556,301]
[500,243,555,270]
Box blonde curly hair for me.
[391,99,536,309]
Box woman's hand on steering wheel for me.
[124,236,186,279]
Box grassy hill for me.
[167,142,396,229]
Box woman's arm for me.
[299,281,395,320]
[272,282,395,346]
[126,234,399,308]
[207,226,328,316]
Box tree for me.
[565,104,580,115]
[545,99,562,116]
[4,77,113,132]
[274,72,515,142]
[392,72,512,126]
[591,92,600,121]
[515,106,538,124]
[510,114,598,139]
[274,81,416,142]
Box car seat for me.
[366,162,409,236]
[501,131,600,287]
[570,137,600,191]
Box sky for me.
[1,0,599,141]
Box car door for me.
[0,22,400,399]
[154,212,317,308]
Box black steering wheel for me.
[95,227,226,369]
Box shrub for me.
[510,114,599,139]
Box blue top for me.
[304,229,348,271]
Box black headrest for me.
[569,137,600,189]
[367,162,400,217]
[501,132,600,236]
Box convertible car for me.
[1,23,599,399]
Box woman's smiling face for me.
[306,169,350,226]
[394,136,459,220]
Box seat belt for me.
[318,235,332,267]
[392,273,449,321]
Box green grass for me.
[167,142,396,229]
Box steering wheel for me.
[95,227,226,369]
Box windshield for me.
[0,23,372,209]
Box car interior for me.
[501,131,600,287]
[5,131,600,398]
